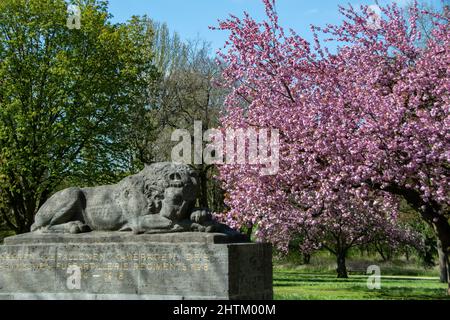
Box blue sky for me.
[107,0,441,53]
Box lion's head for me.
[139,162,199,221]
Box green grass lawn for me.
[274,269,450,300]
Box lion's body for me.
[30,163,208,234]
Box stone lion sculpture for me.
[31,162,229,235]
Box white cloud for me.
[367,4,382,29]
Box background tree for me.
[0,0,158,233]
[133,18,228,212]
[222,183,421,278]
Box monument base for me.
[0,232,273,300]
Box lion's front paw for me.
[189,222,218,233]
[190,223,206,232]
[190,209,212,224]
[171,224,186,232]
[67,221,90,234]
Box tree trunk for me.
[246,224,253,239]
[437,239,448,283]
[303,254,311,265]
[386,248,393,261]
[443,250,450,296]
[405,248,410,262]
[197,165,208,208]
[336,251,348,278]
[375,243,387,261]
[430,216,450,295]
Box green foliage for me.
[0,0,159,232]
[0,229,15,244]
[398,200,440,268]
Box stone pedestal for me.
[0,232,273,300]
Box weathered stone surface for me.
[0,233,272,300]
[30,162,235,235]
[4,232,249,245]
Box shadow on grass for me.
[274,278,365,285]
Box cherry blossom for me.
[213,0,449,285]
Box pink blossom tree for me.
[259,192,422,278]
[214,0,449,291]
[221,173,422,278]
